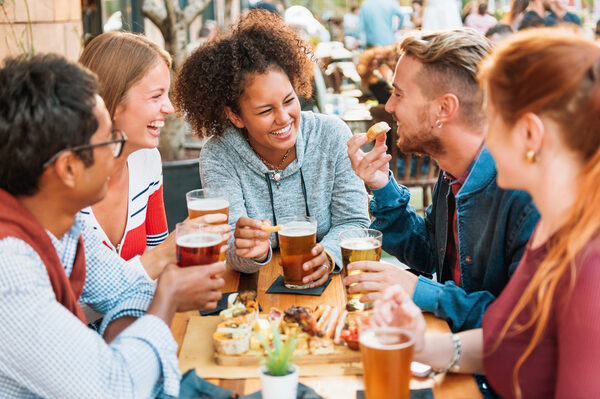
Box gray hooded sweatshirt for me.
[199,111,370,273]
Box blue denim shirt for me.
[370,148,539,331]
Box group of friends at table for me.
[0,8,599,399]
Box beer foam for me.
[187,198,229,211]
[176,233,222,248]
[279,221,316,237]
[359,328,414,350]
[340,238,380,251]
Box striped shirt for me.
[0,214,180,398]
[81,148,169,261]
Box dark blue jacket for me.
[370,147,539,332]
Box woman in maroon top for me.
[374,28,600,398]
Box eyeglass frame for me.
[42,129,128,169]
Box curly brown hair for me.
[173,10,314,137]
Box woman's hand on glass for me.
[300,243,330,288]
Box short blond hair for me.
[397,29,492,127]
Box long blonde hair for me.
[478,28,600,398]
[79,32,172,119]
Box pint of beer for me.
[340,229,382,312]
[278,216,317,289]
[176,222,223,267]
[359,326,415,399]
[186,189,229,261]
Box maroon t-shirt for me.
[482,234,600,398]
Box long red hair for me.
[478,28,600,398]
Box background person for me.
[0,53,226,398]
[174,10,370,286]
[465,2,498,35]
[375,28,600,399]
[357,0,405,47]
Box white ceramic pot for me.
[259,364,299,399]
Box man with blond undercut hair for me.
[346,29,539,333]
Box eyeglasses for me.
[43,129,128,168]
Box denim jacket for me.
[370,148,539,331]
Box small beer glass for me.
[358,312,415,399]
[340,228,382,312]
[185,188,230,261]
[176,222,223,267]
[278,216,317,289]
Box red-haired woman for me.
[375,28,600,398]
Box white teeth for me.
[271,124,290,135]
[148,121,164,128]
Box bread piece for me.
[309,337,334,355]
[366,121,391,142]
[213,331,250,355]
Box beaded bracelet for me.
[433,334,462,375]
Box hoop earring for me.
[435,120,443,129]
[525,149,539,163]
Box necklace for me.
[254,147,291,189]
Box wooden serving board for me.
[214,345,362,366]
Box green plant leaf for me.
[255,324,300,376]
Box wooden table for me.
[171,253,483,398]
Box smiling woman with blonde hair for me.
[375,28,600,398]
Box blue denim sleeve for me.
[369,174,437,275]
[413,276,495,332]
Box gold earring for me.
[525,150,538,163]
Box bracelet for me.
[323,250,336,273]
[433,334,462,374]
[251,251,269,263]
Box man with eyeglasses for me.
[0,54,225,397]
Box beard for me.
[394,108,444,157]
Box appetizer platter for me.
[213,291,362,366]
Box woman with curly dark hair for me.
[174,10,370,286]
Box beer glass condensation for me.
[340,229,382,312]
[176,222,223,267]
[358,312,415,399]
[186,189,229,262]
[278,216,317,289]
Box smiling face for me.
[384,55,443,156]
[227,67,301,158]
[112,60,174,153]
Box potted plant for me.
[255,325,300,399]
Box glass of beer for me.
[358,313,415,399]
[340,229,382,312]
[278,216,317,289]
[185,189,229,262]
[176,222,223,267]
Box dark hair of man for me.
[0,54,100,196]
[485,23,514,38]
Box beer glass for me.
[358,313,415,399]
[340,229,382,312]
[176,222,223,267]
[278,216,317,289]
[186,188,229,261]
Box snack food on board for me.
[366,121,391,142]
[214,298,362,357]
